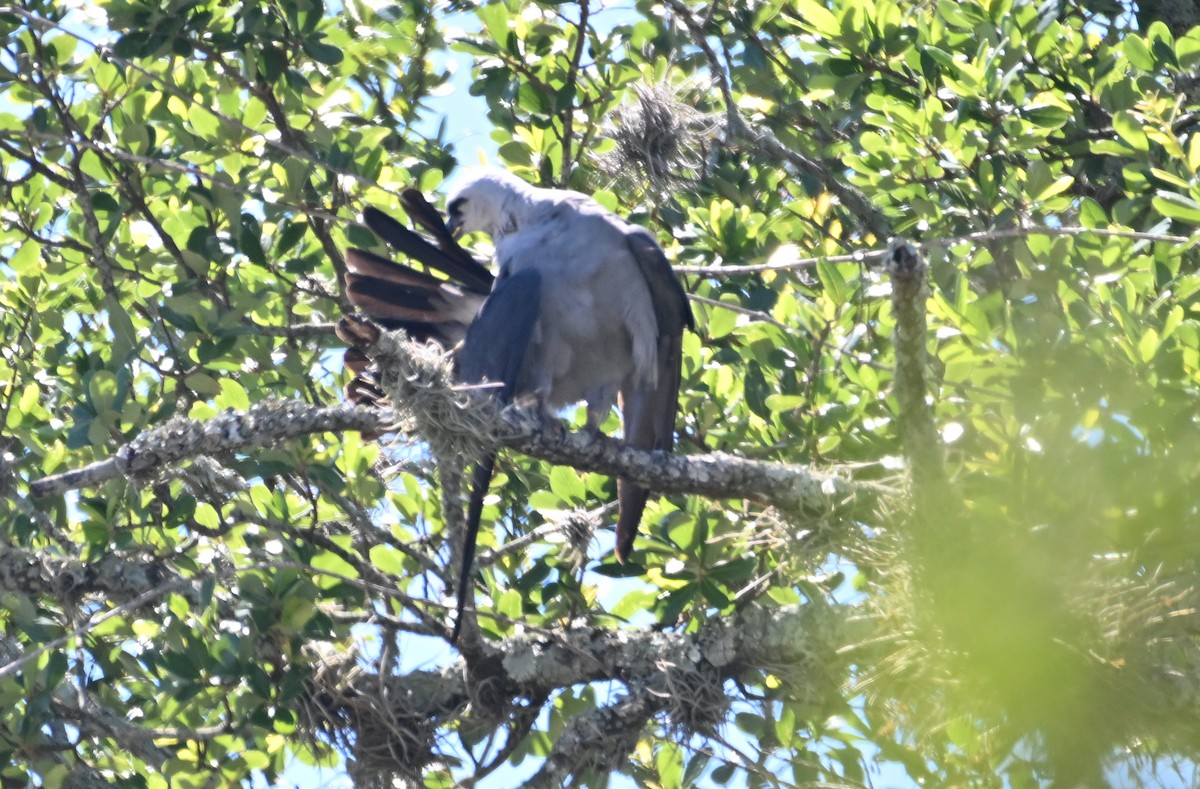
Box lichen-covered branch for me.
[353,316,881,519]
[527,689,663,787]
[498,415,869,516]
[0,545,188,604]
[30,329,882,524]
[321,603,844,718]
[884,240,944,491]
[28,400,383,498]
[303,602,850,783]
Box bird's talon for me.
[539,418,567,440]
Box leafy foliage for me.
[2,0,1200,786]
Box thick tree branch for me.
[50,697,174,771]
[28,401,382,498]
[885,240,943,490]
[0,545,186,604]
[308,602,849,778]
[352,315,878,516]
[527,688,663,787]
[31,330,879,523]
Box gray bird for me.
[342,170,692,640]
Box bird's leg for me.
[582,386,618,443]
[534,394,566,440]
[583,407,605,441]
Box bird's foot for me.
[538,416,567,441]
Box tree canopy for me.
[3,0,1200,786]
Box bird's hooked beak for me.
[445,197,465,237]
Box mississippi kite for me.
[342,171,693,639]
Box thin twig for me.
[559,0,590,185]
[674,224,1194,276]
[688,293,789,329]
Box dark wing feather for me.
[614,229,692,561]
[344,275,476,346]
[346,247,449,290]
[364,206,494,294]
[398,188,448,236]
[346,212,489,345]
[399,188,485,279]
[624,227,695,334]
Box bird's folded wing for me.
[457,268,542,402]
[452,267,543,643]
[624,227,695,336]
[614,228,693,561]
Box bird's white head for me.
[445,168,536,239]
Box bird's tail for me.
[452,451,497,643]
[615,328,685,561]
[615,480,651,563]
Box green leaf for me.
[310,549,358,584]
[496,588,522,622]
[87,370,119,414]
[499,140,533,165]
[1112,110,1148,152]
[548,466,585,504]
[303,40,343,66]
[593,560,646,578]
[706,300,738,339]
[477,2,510,42]
[216,378,250,411]
[1125,34,1155,70]
[1177,31,1200,68]
[106,295,138,360]
[816,259,850,304]
[1023,103,1071,130]
[259,46,287,81]
[1138,327,1160,361]
[281,596,317,630]
[711,764,736,784]
[1153,191,1200,223]
[184,372,221,397]
[368,545,408,576]
[788,0,839,35]
[655,741,683,788]
[188,104,222,139]
[9,241,40,274]
[194,503,220,531]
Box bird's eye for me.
[448,197,466,215]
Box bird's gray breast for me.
[498,203,658,409]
